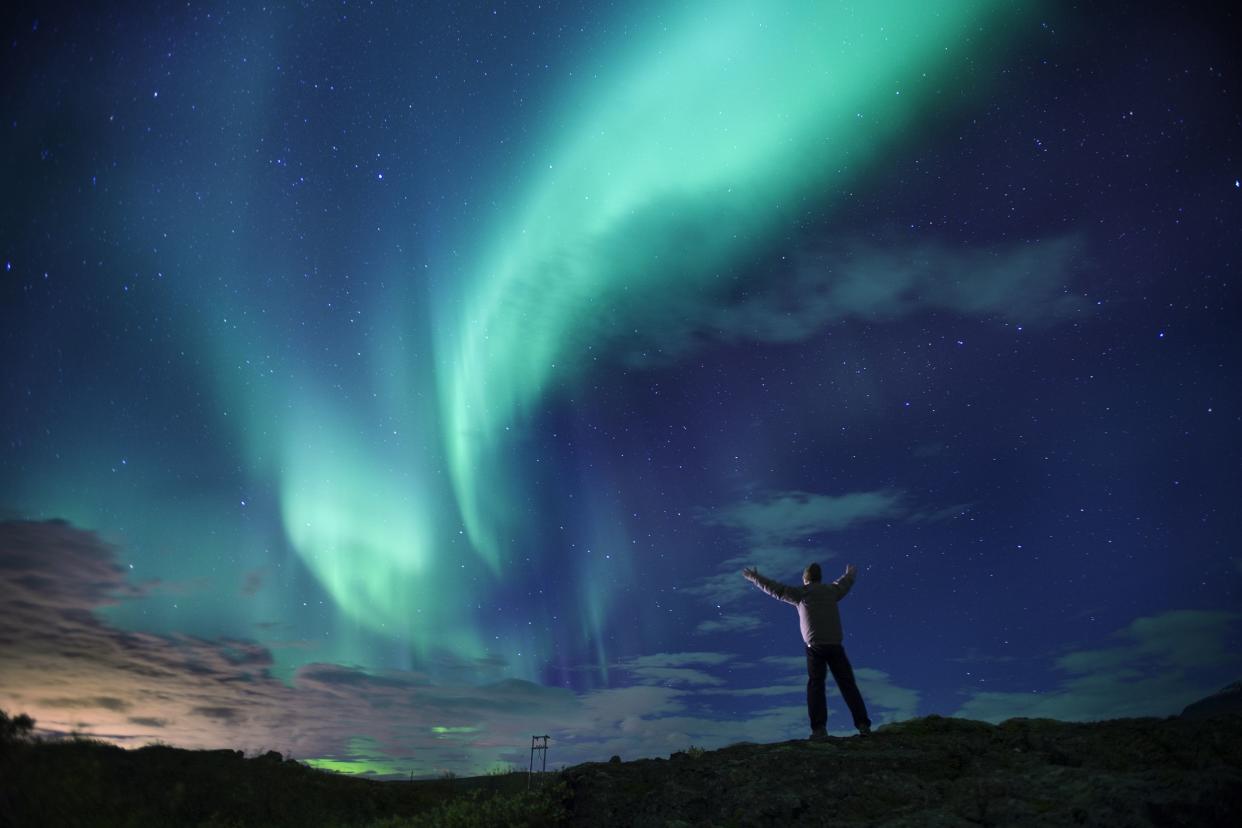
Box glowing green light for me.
[437,0,1036,569]
[275,402,488,662]
[304,757,410,776]
[305,736,411,777]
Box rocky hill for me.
[561,714,1242,827]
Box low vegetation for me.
[6,708,1240,826]
[0,710,566,827]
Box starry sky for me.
[2,0,1240,777]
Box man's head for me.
[803,563,822,585]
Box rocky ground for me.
[561,715,1242,827]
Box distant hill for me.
[2,712,1241,826]
[1182,681,1242,719]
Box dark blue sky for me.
[2,0,1239,776]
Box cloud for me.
[756,655,806,671]
[955,610,1242,722]
[701,490,903,546]
[686,545,822,604]
[854,668,920,723]
[621,652,736,669]
[616,652,736,687]
[613,233,1087,368]
[695,614,763,635]
[756,234,1085,334]
[621,668,725,687]
[128,716,169,728]
[37,696,132,712]
[560,689,808,760]
[0,519,140,613]
[0,520,864,774]
[700,685,801,698]
[688,490,900,608]
[697,663,922,733]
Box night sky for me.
[2,0,1240,777]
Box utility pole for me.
[528,734,549,788]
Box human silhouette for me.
[744,562,871,739]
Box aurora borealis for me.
[3,0,1240,777]
[438,0,1029,576]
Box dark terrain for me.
[563,714,1242,827]
[2,708,1240,826]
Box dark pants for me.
[806,643,871,732]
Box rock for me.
[1182,681,1242,719]
[561,715,1242,826]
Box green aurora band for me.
[436,0,1038,572]
[40,0,1037,684]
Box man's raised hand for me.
[743,566,759,581]
[845,563,857,578]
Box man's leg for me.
[805,645,828,734]
[824,644,871,732]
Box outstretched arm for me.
[742,567,805,605]
[832,563,858,600]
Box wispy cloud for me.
[128,716,170,728]
[37,696,132,712]
[854,668,920,723]
[685,546,823,607]
[735,234,1087,339]
[756,655,806,671]
[614,233,1088,367]
[621,668,726,687]
[695,614,763,635]
[954,610,1242,722]
[701,490,903,546]
[697,664,922,732]
[621,652,736,669]
[688,490,900,608]
[615,652,736,687]
[700,684,801,698]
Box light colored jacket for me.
[746,569,855,647]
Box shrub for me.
[0,709,36,743]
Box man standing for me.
[743,562,871,740]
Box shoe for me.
[809,728,828,742]
[857,724,871,737]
